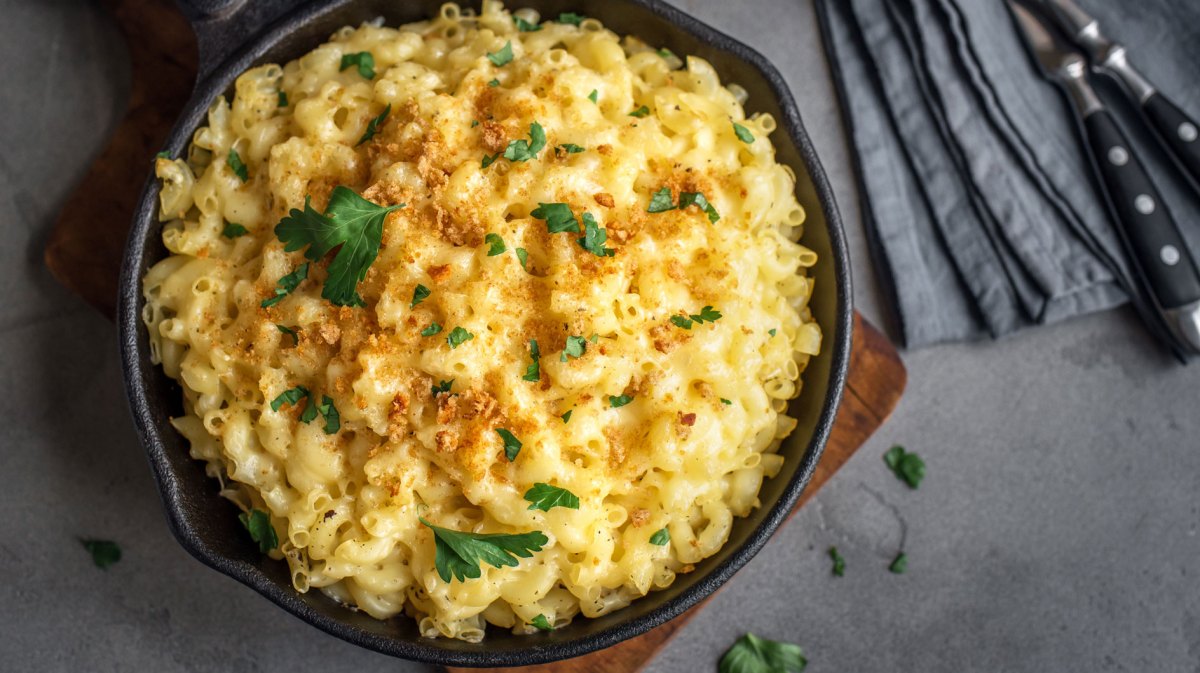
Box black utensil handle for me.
[1143,92,1200,188]
[173,0,306,82]
[1084,109,1200,310]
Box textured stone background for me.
[2,1,1198,671]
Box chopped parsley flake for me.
[339,51,375,79]
[485,232,507,256]
[421,323,443,337]
[561,409,573,423]
[577,212,615,257]
[721,398,733,405]
[221,222,249,238]
[516,247,529,270]
[155,151,171,160]
[514,16,541,31]
[471,119,480,127]
[432,379,454,396]
[720,633,808,673]
[496,428,523,461]
[884,445,925,489]
[679,191,721,223]
[524,483,580,512]
[277,90,288,107]
[609,394,634,408]
[629,105,650,118]
[260,263,308,308]
[658,48,676,60]
[829,547,845,576]
[299,398,318,423]
[271,386,309,413]
[411,284,431,307]
[558,143,585,154]
[419,517,546,583]
[769,328,777,336]
[889,552,908,574]
[81,539,121,569]
[671,306,722,329]
[649,528,670,546]
[227,148,249,182]
[671,315,694,329]
[532,202,580,233]
[523,340,541,382]
[531,614,554,631]
[733,121,755,143]
[356,103,391,147]
[274,188,405,306]
[275,324,300,345]
[557,12,586,25]
[487,40,514,66]
[647,187,676,213]
[317,395,340,434]
[239,509,279,553]
[447,326,474,349]
[588,89,598,103]
[504,122,547,162]
[488,78,500,87]
[560,335,587,362]
[482,152,500,168]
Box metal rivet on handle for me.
[1135,195,1156,215]
[1162,245,1182,266]
[1180,123,1198,143]
[1108,147,1129,166]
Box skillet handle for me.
[174,0,308,83]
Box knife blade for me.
[1009,0,1200,355]
[1039,0,1200,190]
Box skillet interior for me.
[118,0,852,666]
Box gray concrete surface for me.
[3,1,1199,671]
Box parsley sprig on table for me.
[883,445,925,489]
[523,483,580,512]
[828,546,845,576]
[80,539,121,569]
[420,517,547,583]
[719,633,807,673]
[274,186,405,307]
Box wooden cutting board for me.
[44,1,907,670]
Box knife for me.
[1039,0,1200,191]
[1008,0,1200,355]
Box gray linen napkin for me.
[816,0,1200,348]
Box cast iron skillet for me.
[118,0,853,666]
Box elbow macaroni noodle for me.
[143,2,821,641]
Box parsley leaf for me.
[471,119,480,127]
[239,509,279,553]
[588,89,598,103]
[649,528,670,546]
[561,409,573,423]
[889,552,908,574]
[523,340,541,381]
[679,191,721,223]
[503,122,547,162]
[733,121,755,144]
[482,152,500,168]
[558,143,585,154]
[647,187,676,213]
[155,151,171,160]
[496,428,523,461]
[274,187,405,307]
[721,398,733,405]
[261,263,308,308]
[276,324,300,345]
[516,247,529,270]
[883,445,925,489]
[271,385,310,412]
[487,40,514,66]
[629,105,650,118]
[277,90,288,107]
[447,326,474,349]
[560,335,587,362]
[609,394,633,408]
[420,517,547,583]
[300,400,318,423]
[356,103,391,147]
[532,202,579,233]
[488,78,500,87]
[421,323,443,337]
[768,328,777,337]
[339,51,376,79]
[432,379,454,396]
[485,232,507,256]
[531,614,554,631]
[222,222,249,238]
[691,305,723,324]
[719,633,807,673]
[317,395,340,434]
[227,148,249,182]
[658,48,676,59]
[514,16,541,31]
[411,284,431,307]
[828,546,845,576]
[557,12,586,25]
[80,539,121,569]
[577,212,615,257]
[671,315,693,330]
[524,483,580,512]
